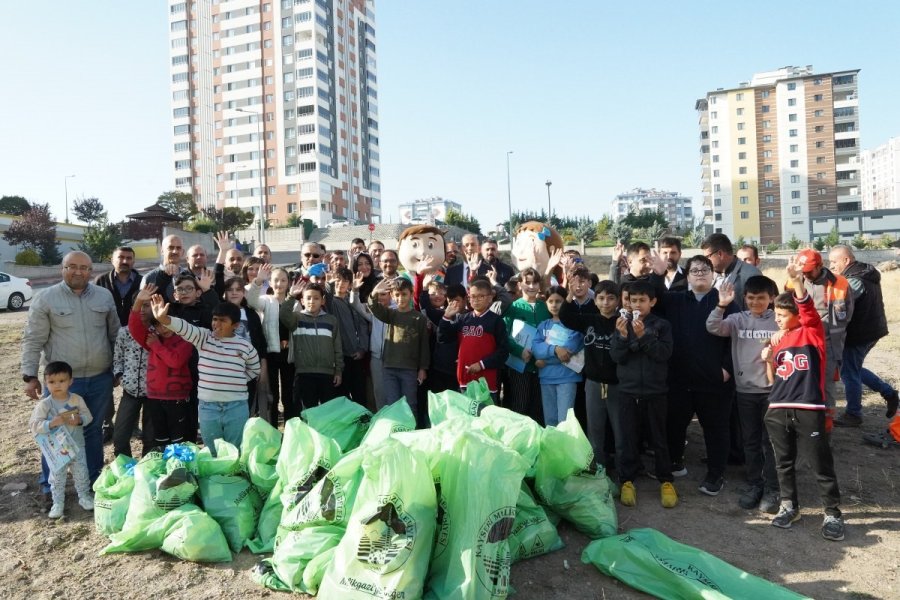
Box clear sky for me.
[3,1,898,232]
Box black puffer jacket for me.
[843,261,889,346]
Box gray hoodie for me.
[706,307,778,394]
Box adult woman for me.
[222,276,268,418]
[351,252,378,303]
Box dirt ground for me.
[1,301,898,600]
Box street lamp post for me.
[545,179,552,221]
[506,151,514,245]
[234,107,267,243]
[64,174,76,224]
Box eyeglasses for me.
[64,265,92,272]
[303,253,321,258]
[468,294,490,300]
[174,286,196,294]
[689,268,712,275]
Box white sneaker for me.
[78,495,94,511]
[49,503,64,519]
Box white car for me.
[0,271,33,310]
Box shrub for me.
[851,234,867,250]
[812,238,825,251]
[765,242,780,254]
[15,248,41,266]
[787,234,802,250]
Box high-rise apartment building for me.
[696,66,860,244]
[611,188,694,230]
[167,0,381,230]
[861,137,900,211]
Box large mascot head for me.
[397,224,446,275]
[512,221,564,282]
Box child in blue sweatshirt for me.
[532,286,584,426]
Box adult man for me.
[609,241,654,285]
[481,238,515,286]
[701,233,761,311]
[300,242,324,273]
[445,234,490,288]
[22,251,119,487]
[787,248,853,413]
[737,244,761,268]
[367,240,385,265]
[254,243,272,263]
[330,249,349,272]
[828,245,898,425]
[141,234,188,302]
[444,241,460,269]
[378,249,400,280]
[349,238,367,257]
[186,244,209,277]
[224,248,244,278]
[658,237,687,291]
[95,246,143,327]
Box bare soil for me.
[1,307,898,600]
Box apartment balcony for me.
[833,98,859,110]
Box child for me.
[223,276,267,418]
[532,286,584,426]
[150,296,260,454]
[609,280,677,508]
[502,268,550,422]
[327,267,370,406]
[112,290,151,458]
[761,258,844,541]
[280,282,343,410]
[130,284,194,450]
[560,280,621,472]
[438,278,509,402]
[29,361,94,518]
[419,281,464,396]
[367,277,430,415]
[706,275,781,513]
[350,275,392,409]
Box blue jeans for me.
[841,341,895,417]
[198,400,249,456]
[382,367,419,414]
[540,382,577,427]
[39,370,114,492]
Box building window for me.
[790,175,800,183]
[287,184,297,194]
[789,113,798,122]
[738,137,746,145]
[791,191,801,199]
[736,108,744,116]
[761,90,770,98]
[739,181,749,190]
[790,160,799,168]
[715,214,722,221]
[765,195,775,203]
[711,126,718,134]
[713,169,720,177]
[766,210,775,218]
[737,122,745,131]
[300,162,316,173]
[815,125,824,132]
[817,156,826,164]
[740,211,749,219]
[764,165,773,173]
[740,196,749,204]
[792,206,801,214]
[714,184,721,192]
[712,155,719,163]
[763,150,772,158]
[814,110,824,118]
[739,167,748,174]
[762,135,772,142]
[736,93,744,101]
[762,120,770,128]
[711,111,718,119]
[814,93,824,101]
[816,141,825,148]
[761,105,770,113]
[765,180,773,188]
[711,140,719,149]
[738,152,747,160]
[818,188,827,195]
[817,172,826,180]
[788,98,797,106]
[714,198,722,207]
[790,144,799,152]
[787,82,797,90]
[789,129,798,137]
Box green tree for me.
[158,190,198,222]
[284,213,303,228]
[787,234,802,250]
[2,203,61,264]
[621,209,668,230]
[824,226,840,248]
[72,196,106,225]
[596,215,613,239]
[766,241,780,254]
[0,195,31,216]
[79,221,122,262]
[645,222,667,243]
[812,237,825,251]
[608,221,633,245]
[574,220,597,244]
[444,209,481,235]
[851,234,867,250]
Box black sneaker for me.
[698,476,725,496]
[102,426,114,444]
[833,413,863,428]
[671,462,688,477]
[885,390,899,418]
[758,490,780,514]
[822,515,845,541]
[739,484,763,509]
[771,504,801,529]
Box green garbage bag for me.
[240,417,282,493]
[278,448,365,530]
[247,478,285,554]
[162,442,201,476]
[301,544,335,594]
[319,440,437,600]
[426,430,529,600]
[582,528,811,600]
[277,418,342,516]
[428,385,491,426]
[198,473,263,553]
[118,452,167,535]
[473,406,544,475]
[534,409,594,481]
[534,465,618,539]
[93,454,137,535]
[195,439,241,477]
[255,525,344,593]
[154,466,198,510]
[509,483,563,563]
[464,377,494,407]
[160,504,233,563]
[302,396,372,452]
[360,398,417,448]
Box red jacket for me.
[768,294,826,411]
[128,311,194,401]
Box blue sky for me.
[3,1,898,232]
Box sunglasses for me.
[304,253,322,258]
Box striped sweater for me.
[169,317,261,403]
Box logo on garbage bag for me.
[650,551,721,591]
[286,464,330,509]
[431,480,451,559]
[356,493,416,574]
[475,506,516,594]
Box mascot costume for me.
[397,224,446,310]
[511,221,564,284]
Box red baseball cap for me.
[796,249,823,273]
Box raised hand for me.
[196,268,213,293]
[786,255,806,297]
[149,294,171,323]
[444,297,463,319]
[215,230,233,252]
[136,283,158,304]
[289,277,308,299]
[419,254,437,274]
[487,264,499,287]
[256,263,272,286]
[650,249,667,276]
[546,248,563,276]
[353,270,366,291]
[612,241,625,263]
[718,280,736,307]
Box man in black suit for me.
[94,246,143,326]
[658,236,687,291]
[444,234,490,288]
[480,238,515,286]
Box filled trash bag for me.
[534,409,594,481]
[464,377,494,408]
[162,442,201,476]
[302,396,372,452]
[277,418,343,515]
[195,439,241,478]
[93,454,136,535]
[428,385,490,426]
[253,525,344,594]
[426,430,529,600]
[473,406,544,474]
[118,452,168,535]
[247,478,285,554]
[198,473,263,553]
[534,465,618,539]
[154,465,199,510]
[359,398,417,448]
[509,483,563,563]
[240,417,282,493]
[582,528,811,600]
[318,440,437,600]
[160,504,233,563]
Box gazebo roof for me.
[126,203,183,222]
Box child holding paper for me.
[533,286,584,426]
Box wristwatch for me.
[23,375,37,383]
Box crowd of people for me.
[22,230,898,543]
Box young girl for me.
[247,264,291,425]
[129,284,194,450]
[533,286,584,427]
[502,267,550,424]
[223,277,267,417]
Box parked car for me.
[0,272,33,310]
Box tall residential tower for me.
[167,0,381,229]
[697,66,860,244]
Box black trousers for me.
[113,391,152,458]
[294,373,338,410]
[146,398,191,450]
[619,393,672,483]
[667,387,732,481]
[736,392,778,491]
[336,356,368,407]
[268,350,296,426]
[504,369,544,426]
[764,408,841,517]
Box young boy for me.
[368,277,430,415]
[150,296,260,454]
[560,280,621,472]
[419,281,464,396]
[761,258,844,541]
[29,361,94,518]
[609,280,677,508]
[438,278,509,402]
[327,267,370,406]
[706,275,781,512]
[281,283,343,410]
[112,290,151,458]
